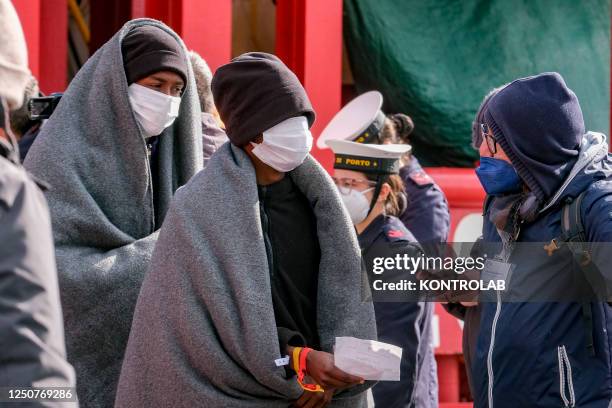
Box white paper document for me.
[333,337,402,381]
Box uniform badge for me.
[409,171,433,186]
[387,229,404,238]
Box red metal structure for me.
[11,0,231,92]
[10,1,490,405]
[130,0,232,72]
[276,0,343,171]
[12,0,68,93]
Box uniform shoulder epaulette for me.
[383,217,412,242]
[407,170,434,187]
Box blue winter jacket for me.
[472,132,612,408]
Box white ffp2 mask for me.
[340,188,374,225]
[250,116,312,172]
[128,83,181,139]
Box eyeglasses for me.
[331,177,377,195]
[481,123,497,155]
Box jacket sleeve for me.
[277,327,305,377]
[584,188,612,242]
[0,168,76,403]
[582,185,612,300]
[277,327,306,352]
[400,168,451,244]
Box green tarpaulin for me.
[344,0,610,166]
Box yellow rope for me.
[68,0,90,44]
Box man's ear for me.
[242,134,263,152]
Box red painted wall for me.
[12,0,68,93]
[131,0,232,73]
[276,0,343,172]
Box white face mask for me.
[250,116,313,172]
[340,188,374,225]
[128,83,181,139]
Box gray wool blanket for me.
[23,19,203,408]
[116,143,377,407]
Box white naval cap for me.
[317,91,386,149]
[327,139,411,174]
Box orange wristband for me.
[296,347,324,393]
[292,347,302,374]
[300,347,313,375]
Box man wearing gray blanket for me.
[116,52,377,408]
[24,19,202,407]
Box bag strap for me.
[561,192,607,291]
[562,193,584,241]
[560,191,596,356]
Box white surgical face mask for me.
[250,116,312,172]
[128,83,181,139]
[340,188,374,225]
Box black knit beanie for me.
[211,52,315,146]
[122,25,188,85]
[484,72,584,203]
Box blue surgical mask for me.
[475,157,522,195]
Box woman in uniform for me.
[318,91,450,246]
[327,139,438,408]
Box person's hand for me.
[292,389,334,408]
[305,350,364,389]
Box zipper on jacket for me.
[486,233,518,408]
[143,138,155,232]
[487,290,502,408]
[557,345,576,407]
